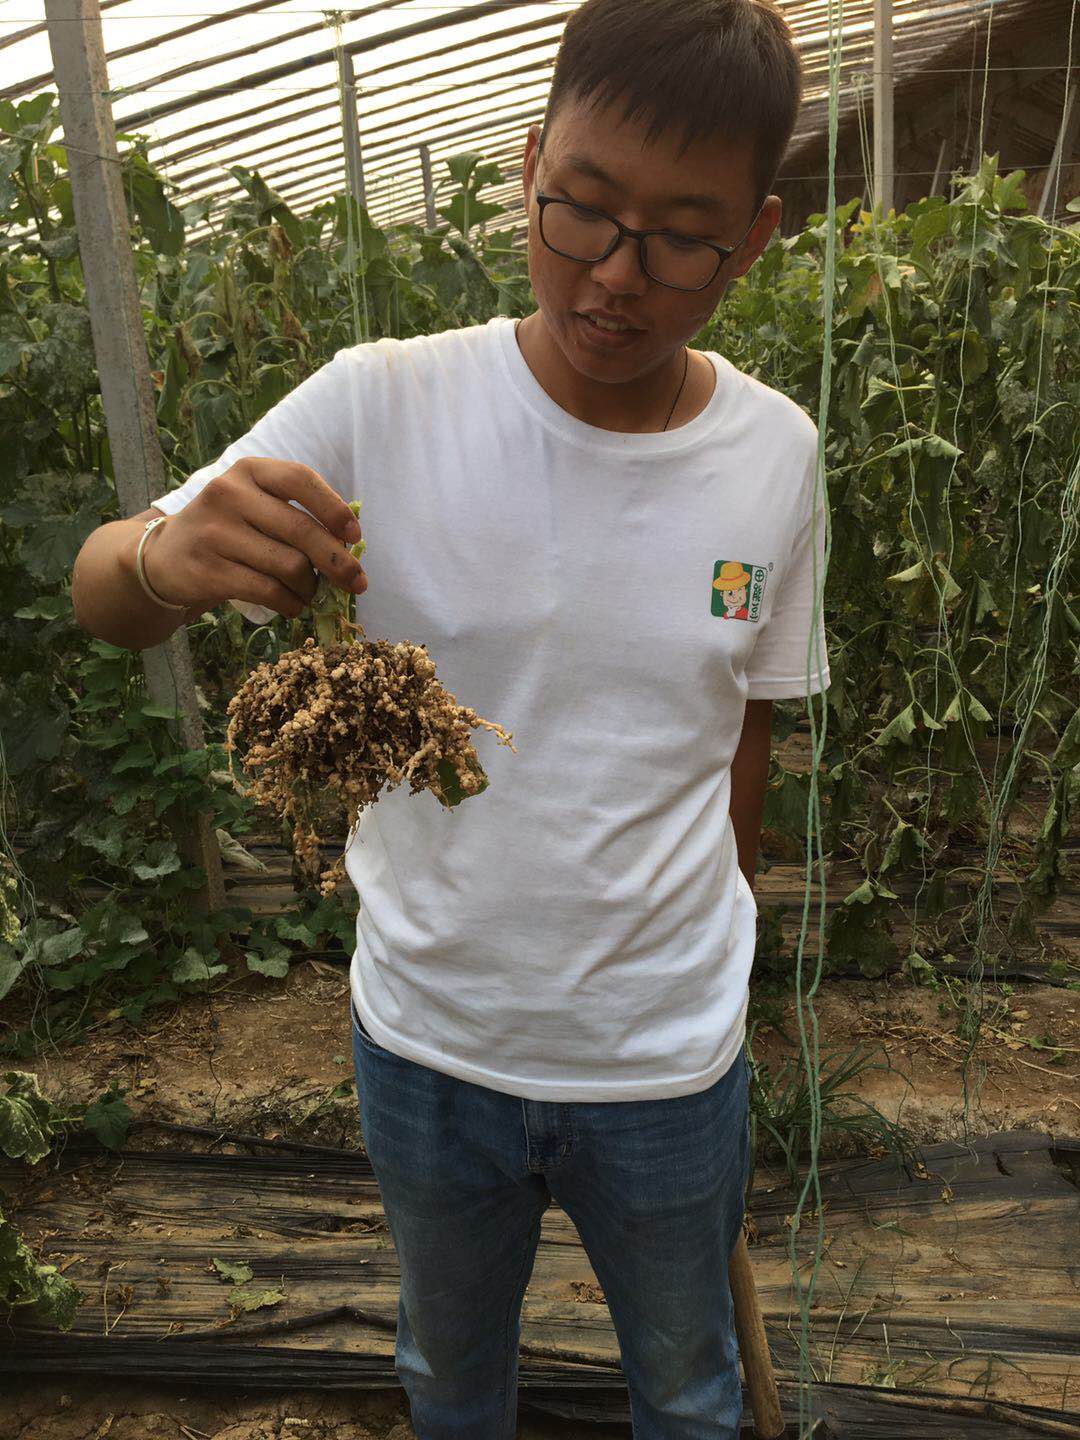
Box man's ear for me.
[725,195,782,283]
[522,124,542,208]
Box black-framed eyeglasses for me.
[535,191,761,292]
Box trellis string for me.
[786,0,842,1421]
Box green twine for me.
[785,0,843,1426]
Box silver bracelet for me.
[135,516,188,612]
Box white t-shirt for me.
[152,316,830,1102]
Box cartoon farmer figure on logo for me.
[711,559,767,621]
[713,560,752,619]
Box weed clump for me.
[224,503,514,895]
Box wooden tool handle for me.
[729,1230,786,1439]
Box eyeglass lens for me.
[541,200,721,289]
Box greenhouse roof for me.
[2,0,1071,237]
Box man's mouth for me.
[578,311,641,334]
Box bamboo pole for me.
[71,0,551,130]
[169,97,544,208]
[188,82,547,202]
[164,45,561,169]
[44,0,224,913]
[0,0,125,55]
[730,1231,786,1439]
[13,0,417,105]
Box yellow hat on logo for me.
[714,561,751,591]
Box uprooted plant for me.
[224,503,516,896]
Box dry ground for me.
[0,1379,631,1440]
[2,962,1077,1439]
[16,960,1080,1152]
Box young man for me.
[72,0,829,1433]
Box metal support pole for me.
[418,142,437,230]
[338,48,367,207]
[872,0,894,216]
[1038,80,1077,219]
[45,0,223,912]
[929,135,948,197]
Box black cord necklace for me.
[661,345,690,431]
[514,317,690,432]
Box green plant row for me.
[0,92,1076,1058]
[0,97,533,1051]
[703,160,1079,985]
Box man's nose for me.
[588,233,649,295]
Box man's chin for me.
[546,312,655,380]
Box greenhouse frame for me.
[1,1,1078,1437]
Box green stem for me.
[309,500,364,647]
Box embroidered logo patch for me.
[712,560,768,621]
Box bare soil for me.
[0,1378,625,1440]
[18,960,1080,1153]
[2,962,1078,1438]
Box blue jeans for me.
[351,998,751,1440]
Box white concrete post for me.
[1039,80,1077,219]
[45,0,224,912]
[419,143,437,230]
[338,48,367,207]
[873,0,894,216]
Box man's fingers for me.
[233,457,361,549]
[216,556,310,619]
[234,485,367,595]
[234,524,319,604]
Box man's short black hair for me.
[540,0,803,216]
